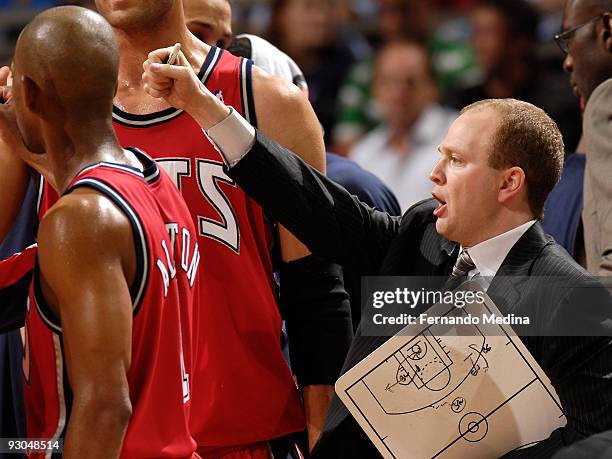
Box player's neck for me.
[46,120,130,193]
[115,22,209,91]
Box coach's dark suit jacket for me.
[227,132,612,458]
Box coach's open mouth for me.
[432,193,447,217]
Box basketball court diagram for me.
[336,285,566,459]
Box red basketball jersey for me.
[0,244,36,288]
[112,47,305,446]
[25,151,199,458]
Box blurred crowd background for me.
[0,0,579,211]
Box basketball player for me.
[9,6,199,458]
[97,1,330,456]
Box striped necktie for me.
[452,250,476,278]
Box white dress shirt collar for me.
[462,220,537,278]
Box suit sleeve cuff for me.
[203,107,256,167]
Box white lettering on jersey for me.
[161,239,177,279]
[180,327,190,403]
[187,243,200,287]
[166,222,179,252]
[181,227,191,272]
[156,225,201,296]
[196,160,240,253]
[157,158,191,192]
[156,259,170,297]
[158,158,240,253]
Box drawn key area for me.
[358,316,540,417]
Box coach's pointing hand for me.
[142,46,230,130]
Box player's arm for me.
[250,66,325,261]
[37,190,135,459]
[249,68,341,447]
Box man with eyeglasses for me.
[557,1,612,278]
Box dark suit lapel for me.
[496,222,551,276]
[488,222,553,313]
[380,220,458,276]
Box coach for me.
[145,55,612,457]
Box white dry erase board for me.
[335,282,566,459]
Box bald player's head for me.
[11,6,119,153]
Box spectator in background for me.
[0,0,92,8]
[444,0,582,151]
[0,0,56,8]
[350,40,457,211]
[269,0,369,145]
[333,0,476,154]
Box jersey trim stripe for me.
[111,46,222,128]
[71,178,150,315]
[36,175,45,215]
[47,334,66,459]
[33,282,62,335]
[202,46,223,85]
[36,176,44,214]
[77,160,144,179]
[127,147,161,185]
[240,58,258,128]
[112,108,184,128]
[144,167,161,184]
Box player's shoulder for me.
[39,188,132,250]
[251,63,300,97]
[250,64,315,140]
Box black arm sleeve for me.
[0,273,31,334]
[280,255,353,386]
[227,131,402,274]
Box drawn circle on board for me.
[451,397,466,413]
[407,340,427,361]
[459,412,488,442]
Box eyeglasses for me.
[554,14,603,54]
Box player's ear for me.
[21,75,43,116]
[602,13,612,53]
